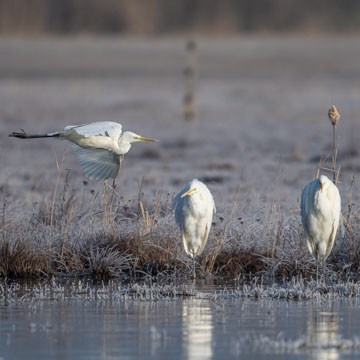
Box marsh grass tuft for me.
[0,237,51,278]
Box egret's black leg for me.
[108,177,117,224]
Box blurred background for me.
[1,0,360,35]
[1,0,360,214]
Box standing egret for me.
[9,121,157,180]
[300,175,341,285]
[173,179,216,278]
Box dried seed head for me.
[328,105,340,126]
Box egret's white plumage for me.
[300,175,341,282]
[9,121,157,180]
[173,179,216,265]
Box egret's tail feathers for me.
[71,145,120,180]
[9,130,61,139]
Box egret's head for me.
[122,131,158,143]
[180,179,205,198]
[181,187,197,198]
[319,175,330,192]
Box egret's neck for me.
[117,138,131,155]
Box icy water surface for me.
[1,284,360,359]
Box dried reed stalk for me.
[49,151,67,246]
[103,179,109,227]
[1,200,6,242]
[328,105,340,184]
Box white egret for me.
[9,121,157,180]
[173,179,216,278]
[300,175,341,285]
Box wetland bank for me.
[2,36,360,357]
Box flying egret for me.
[173,179,216,278]
[300,175,341,285]
[9,121,157,180]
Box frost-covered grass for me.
[222,276,360,300]
[3,275,360,306]
[1,172,360,282]
[0,279,196,304]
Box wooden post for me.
[183,38,197,122]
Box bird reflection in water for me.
[307,304,339,360]
[182,300,213,359]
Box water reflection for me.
[182,299,213,360]
[2,293,360,359]
[307,304,339,360]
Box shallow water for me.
[1,284,360,359]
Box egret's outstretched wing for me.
[72,145,120,180]
[64,122,123,139]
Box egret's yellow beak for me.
[181,188,196,198]
[320,183,324,192]
[135,136,158,142]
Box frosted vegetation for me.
[1,37,360,284]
